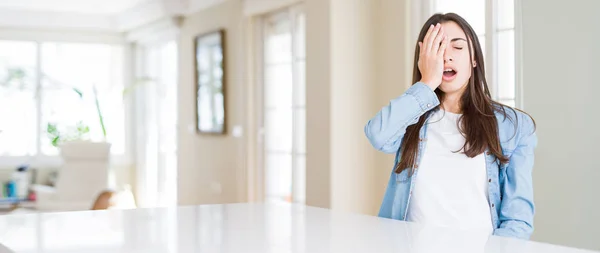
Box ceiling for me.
[0,0,149,14]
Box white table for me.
[0,203,595,253]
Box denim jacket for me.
[364,82,537,240]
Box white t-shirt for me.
[406,109,493,234]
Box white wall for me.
[373,0,412,211]
[329,0,379,214]
[305,0,332,209]
[242,0,300,15]
[177,0,248,205]
[174,0,410,216]
[305,0,411,215]
[520,0,600,250]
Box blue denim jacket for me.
[364,82,537,240]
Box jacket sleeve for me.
[494,113,538,239]
[364,82,440,154]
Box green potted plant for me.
[46,77,153,160]
[1,66,151,156]
[45,85,108,140]
[49,85,112,162]
[1,66,113,210]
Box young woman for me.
[364,13,537,240]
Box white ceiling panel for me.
[0,0,149,14]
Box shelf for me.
[0,198,36,209]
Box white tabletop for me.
[0,202,595,253]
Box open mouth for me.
[443,68,457,81]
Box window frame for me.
[253,4,306,204]
[0,31,133,168]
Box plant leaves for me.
[72,88,83,98]
[51,136,60,147]
[47,123,58,136]
[76,121,90,134]
[122,77,153,97]
[93,84,107,139]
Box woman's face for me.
[438,21,476,94]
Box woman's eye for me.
[454,47,463,50]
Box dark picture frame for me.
[194,29,226,135]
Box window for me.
[0,40,126,164]
[0,41,37,156]
[260,6,306,204]
[431,0,517,107]
[134,40,178,208]
[496,0,516,107]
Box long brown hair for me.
[395,13,533,175]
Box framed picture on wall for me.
[194,29,226,135]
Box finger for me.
[418,42,423,55]
[438,35,448,56]
[432,27,445,53]
[422,24,434,53]
[426,23,441,53]
[422,24,434,47]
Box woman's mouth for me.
[443,68,457,81]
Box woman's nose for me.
[444,55,452,63]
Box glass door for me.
[260,6,306,204]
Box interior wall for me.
[173,0,411,215]
[305,0,411,215]
[177,0,247,205]
[520,0,600,250]
[372,0,412,214]
[305,0,332,209]
[242,0,302,15]
[329,0,379,215]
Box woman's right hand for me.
[418,23,448,91]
